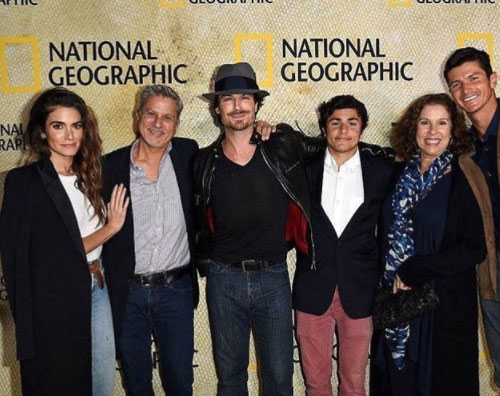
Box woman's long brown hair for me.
[25,87,105,224]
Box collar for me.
[129,139,172,170]
[472,105,499,142]
[324,148,361,172]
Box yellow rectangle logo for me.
[388,0,412,7]
[234,33,273,88]
[158,0,185,8]
[0,36,41,94]
[457,32,494,62]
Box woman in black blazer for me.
[0,88,128,396]
[371,93,485,396]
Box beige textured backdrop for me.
[0,0,499,394]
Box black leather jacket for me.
[193,123,325,275]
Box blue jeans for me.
[207,260,293,396]
[480,256,500,388]
[118,272,194,396]
[91,274,116,396]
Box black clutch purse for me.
[372,282,439,330]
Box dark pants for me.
[480,255,500,388]
[207,260,294,396]
[118,273,194,396]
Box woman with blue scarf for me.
[371,94,486,396]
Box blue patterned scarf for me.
[383,150,453,369]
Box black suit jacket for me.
[293,145,393,319]
[0,156,92,395]
[102,137,199,338]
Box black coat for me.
[0,157,92,396]
[101,137,199,340]
[398,162,485,395]
[371,162,486,396]
[293,146,393,318]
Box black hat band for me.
[214,75,259,93]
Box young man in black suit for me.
[293,95,393,396]
[102,85,199,396]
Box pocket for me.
[169,274,192,292]
[267,262,288,274]
[208,260,228,275]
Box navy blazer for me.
[293,145,393,318]
[101,137,199,338]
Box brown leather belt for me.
[89,259,104,289]
[133,265,190,286]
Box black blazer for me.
[102,137,199,339]
[293,145,393,319]
[0,156,92,395]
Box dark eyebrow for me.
[329,117,360,122]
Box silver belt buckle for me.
[241,259,255,272]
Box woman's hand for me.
[107,184,130,233]
[393,274,412,293]
[82,184,130,253]
[255,120,276,141]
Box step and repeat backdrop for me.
[0,0,499,395]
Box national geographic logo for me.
[388,0,412,6]
[47,40,187,86]
[0,0,38,5]
[280,37,413,83]
[0,123,24,152]
[388,0,495,5]
[234,33,273,88]
[458,32,494,61]
[158,0,272,7]
[233,34,414,85]
[0,36,42,94]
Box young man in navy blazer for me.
[293,95,393,396]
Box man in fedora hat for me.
[193,62,324,396]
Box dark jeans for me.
[207,260,293,396]
[480,255,500,388]
[118,272,194,396]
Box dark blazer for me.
[0,157,92,396]
[293,144,393,319]
[102,137,199,339]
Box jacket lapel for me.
[37,157,87,262]
[497,108,500,188]
[170,139,191,230]
[308,150,338,239]
[117,146,135,248]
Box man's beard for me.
[223,110,255,131]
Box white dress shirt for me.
[321,149,364,237]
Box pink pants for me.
[296,288,372,396]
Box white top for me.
[59,174,103,261]
[321,149,364,237]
